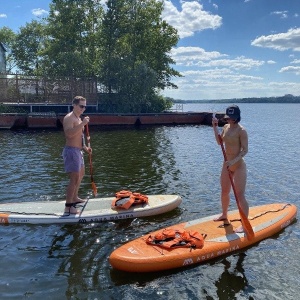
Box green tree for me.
[0,26,17,72]
[41,0,103,77]
[12,21,46,75]
[99,0,181,113]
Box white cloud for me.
[163,70,300,100]
[162,1,222,38]
[0,14,7,18]
[251,28,300,51]
[279,66,300,75]
[271,11,288,19]
[32,8,48,17]
[171,46,264,70]
[204,56,264,70]
[171,47,226,64]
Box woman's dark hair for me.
[234,116,241,123]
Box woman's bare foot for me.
[234,226,244,233]
[213,214,228,222]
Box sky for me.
[0,0,300,100]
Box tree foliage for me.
[12,21,46,75]
[41,0,104,77]
[0,0,180,113]
[99,0,180,112]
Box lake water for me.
[0,103,299,299]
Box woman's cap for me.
[224,105,240,119]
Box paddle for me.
[213,113,254,240]
[85,123,98,197]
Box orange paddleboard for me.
[110,203,297,272]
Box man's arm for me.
[63,116,84,138]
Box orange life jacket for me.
[146,228,205,250]
[111,190,148,210]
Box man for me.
[62,96,91,214]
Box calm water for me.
[0,103,299,299]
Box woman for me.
[212,105,249,233]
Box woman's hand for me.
[212,115,218,127]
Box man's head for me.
[72,96,86,113]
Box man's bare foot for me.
[234,226,244,233]
[64,203,79,214]
[213,214,228,222]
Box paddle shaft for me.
[217,133,254,240]
[85,123,97,196]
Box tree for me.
[41,0,104,77]
[12,21,46,76]
[99,0,181,113]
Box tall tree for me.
[12,21,46,76]
[99,0,181,112]
[41,0,103,77]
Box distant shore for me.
[172,94,300,104]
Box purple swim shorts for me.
[62,146,84,173]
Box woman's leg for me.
[214,164,232,220]
[233,161,249,232]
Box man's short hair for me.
[72,96,86,105]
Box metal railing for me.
[0,74,100,104]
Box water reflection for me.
[215,254,248,299]
[93,127,180,195]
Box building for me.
[0,42,6,73]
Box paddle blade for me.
[239,210,255,240]
[91,181,97,197]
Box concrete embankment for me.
[0,111,226,130]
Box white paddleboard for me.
[0,195,182,225]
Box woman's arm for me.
[227,128,248,166]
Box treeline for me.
[173,94,300,104]
[0,0,181,113]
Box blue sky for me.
[1,0,300,100]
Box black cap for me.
[224,105,240,119]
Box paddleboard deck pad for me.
[0,195,182,224]
[109,203,297,272]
